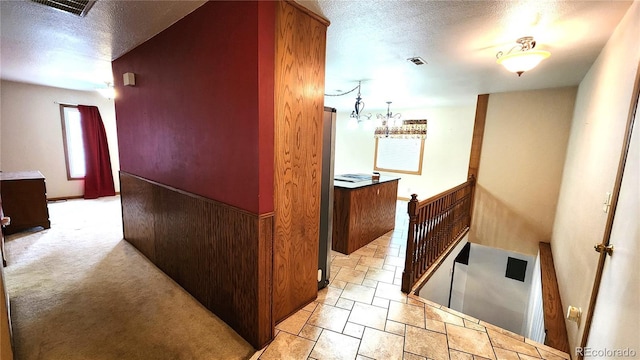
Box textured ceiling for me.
[0,0,206,90]
[0,0,633,109]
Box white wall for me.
[0,80,120,198]
[417,235,469,306]
[461,244,535,335]
[334,105,476,200]
[471,87,576,256]
[523,252,545,343]
[551,2,640,352]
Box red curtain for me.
[78,105,116,199]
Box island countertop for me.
[333,174,401,189]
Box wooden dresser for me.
[332,176,400,254]
[0,171,50,235]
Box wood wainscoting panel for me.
[119,172,273,348]
[272,1,327,323]
[120,173,156,262]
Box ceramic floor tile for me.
[372,297,390,308]
[446,324,495,359]
[365,268,395,283]
[341,282,375,304]
[310,329,360,360]
[382,264,397,271]
[334,267,366,285]
[481,322,524,341]
[404,325,449,360]
[385,319,406,336]
[348,302,387,330]
[384,255,405,267]
[353,246,377,258]
[449,350,474,360]
[388,301,425,328]
[370,237,391,247]
[332,256,361,269]
[407,297,425,307]
[404,352,427,360]
[355,264,370,272]
[299,324,323,341]
[464,319,486,332]
[307,304,351,333]
[259,332,315,360]
[379,246,401,256]
[393,277,403,285]
[343,321,365,339]
[487,329,540,358]
[375,282,407,303]
[335,297,355,311]
[425,318,446,334]
[518,354,541,360]
[441,306,480,323]
[524,339,569,359]
[535,346,569,360]
[424,304,465,326]
[275,309,312,335]
[493,348,519,360]
[358,256,385,269]
[357,356,375,360]
[361,278,379,288]
[330,279,348,289]
[358,327,405,360]
[303,301,318,313]
[317,286,343,306]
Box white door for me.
[585,97,639,359]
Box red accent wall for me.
[112,1,274,214]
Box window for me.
[374,137,425,175]
[60,105,85,179]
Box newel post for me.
[401,194,419,293]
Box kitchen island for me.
[332,175,400,254]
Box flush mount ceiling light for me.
[496,36,550,77]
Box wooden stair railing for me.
[401,177,475,293]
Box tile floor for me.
[251,203,570,360]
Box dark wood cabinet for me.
[0,171,51,235]
[332,177,399,254]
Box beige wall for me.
[0,80,120,198]
[470,87,577,256]
[334,105,476,200]
[551,1,640,353]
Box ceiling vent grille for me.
[31,0,96,17]
[407,57,427,66]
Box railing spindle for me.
[401,177,475,293]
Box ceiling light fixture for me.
[496,36,550,76]
[350,81,371,121]
[374,101,402,138]
[97,82,115,99]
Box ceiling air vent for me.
[31,0,96,17]
[407,57,427,66]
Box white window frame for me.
[60,104,86,180]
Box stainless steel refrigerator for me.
[318,107,336,289]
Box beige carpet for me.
[4,196,255,360]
